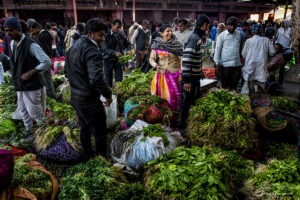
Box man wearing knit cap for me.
[213,16,242,90]
[242,24,275,96]
[3,17,51,136]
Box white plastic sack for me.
[110,120,183,170]
[241,81,249,95]
[101,95,118,129]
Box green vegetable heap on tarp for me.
[242,159,300,199]
[124,95,172,126]
[59,156,158,200]
[145,146,254,200]
[188,89,257,152]
[114,70,155,110]
[10,154,53,200]
[111,121,183,170]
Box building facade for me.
[0,0,274,25]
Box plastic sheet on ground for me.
[110,120,183,171]
[101,95,118,129]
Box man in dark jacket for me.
[65,18,112,161]
[3,17,51,134]
[181,14,210,129]
[101,19,131,87]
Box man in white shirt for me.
[242,24,276,96]
[173,18,193,47]
[213,16,242,90]
[276,20,292,49]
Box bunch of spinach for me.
[59,156,157,199]
[242,159,300,199]
[114,70,155,110]
[271,96,298,112]
[188,89,257,152]
[145,146,254,200]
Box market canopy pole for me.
[133,0,136,22]
[284,0,289,19]
[72,0,78,25]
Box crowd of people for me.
[0,13,294,160]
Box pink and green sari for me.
[151,69,181,112]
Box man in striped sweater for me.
[181,14,210,128]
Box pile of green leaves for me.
[188,89,256,152]
[114,70,155,109]
[0,121,30,150]
[63,126,81,152]
[59,156,157,199]
[0,83,17,120]
[264,141,298,160]
[47,98,76,122]
[11,154,52,200]
[271,96,298,112]
[0,119,16,138]
[118,54,134,64]
[145,146,254,200]
[35,125,63,151]
[141,124,169,146]
[242,159,300,199]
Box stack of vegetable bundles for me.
[242,159,300,199]
[145,146,254,199]
[34,124,82,163]
[188,89,257,152]
[59,156,158,199]
[0,81,17,120]
[111,120,183,170]
[124,95,172,127]
[114,69,155,111]
[8,154,59,200]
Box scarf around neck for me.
[151,36,183,56]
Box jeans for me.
[71,100,107,161]
[104,60,123,87]
[181,79,201,129]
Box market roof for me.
[235,0,292,5]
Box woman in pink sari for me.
[149,24,183,125]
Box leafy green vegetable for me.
[142,124,169,146]
[114,70,155,111]
[271,96,298,112]
[188,89,257,152]
[35,125,63,151]
[145,146,254,200]
[59,156,157,199]
[242,159,300,199]
[118,54,134,64]
[0,119,16,138]
[11,154,52,200]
